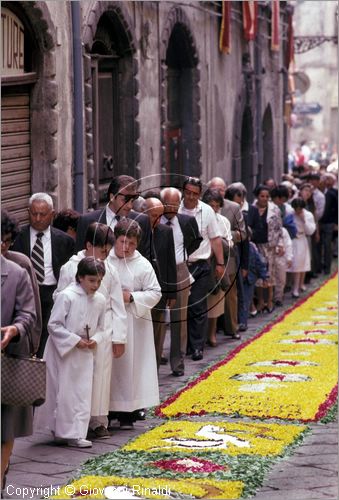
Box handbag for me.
[208,254,231,294]
[1,331,46,407]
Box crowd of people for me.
[1,166,337,486]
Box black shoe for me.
[275,300,283,307]
[224,332,240,339]
[191,349,203,361]
[172,370,184,377]
[134,409,146,420]
[238,324,247,332]
[160,356,168,365]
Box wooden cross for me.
[84,324,90,341]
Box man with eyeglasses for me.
[178,177,225,361]
[76,175,151,259]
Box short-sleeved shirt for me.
[179,200,221,262]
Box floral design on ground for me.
[149,457,227,473]
[156,275,338,421]
[51,474,244,499]
[123,421,307,456]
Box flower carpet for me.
[54,275,337,499]
[156,275,338,421]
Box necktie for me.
[31,232,45,284]
[166,220,172,226]
[115,215,121,222]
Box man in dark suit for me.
[76,175,151,259]
[143,197,177,370]
[12,193,75,357]
[160,187,203,376]
[318,173,338,274]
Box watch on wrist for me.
[129,293,134,303]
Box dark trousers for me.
[242,281,255,323]
[186,260,211,352]
[152,308,166,370]
[237,269,246,326]
[319,223,335,274]
[311,232,321,274]
[37,285,56,358]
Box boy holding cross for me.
[35,257,106,447]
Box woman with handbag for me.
[202,189,233,347]
[1,255,36,489]
[252,185,283,313]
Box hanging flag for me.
[286,10,294,69]
[271,0,280,51]
[242,1,258,41]
[219,1,231,54]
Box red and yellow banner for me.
[156,276,338,421]
[219,1,231,54]
[271,0,280,51]
[286,9,294,68]
[242,1,258,41]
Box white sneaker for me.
[67,438,92,448]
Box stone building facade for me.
[289,0,338,152]
[1,1,291,222]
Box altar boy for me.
[36,257,106,448]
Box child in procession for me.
[107,220,161,429]
[35,257,106,448]
[54,222,127,439]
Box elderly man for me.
[142,197,177,370]
[76,175,151,259]
[160,187,202,375]
[208,177,247,339]
[178,177,225,361]
[12,193,75,357]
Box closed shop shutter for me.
[1,91,31,224]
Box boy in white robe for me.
[54,223,127,439]
[108,220,162,429]
[36,257,106,448]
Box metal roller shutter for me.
[1,91,31,224]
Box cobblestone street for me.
[4,272,337,500]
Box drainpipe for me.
[254,21,263,189]
[71,1,84,212]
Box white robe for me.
[290,209,316,272]
[35,283,106,439]
[53,250,127,416]
[108,249,162,412]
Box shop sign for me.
[1,7,25,75]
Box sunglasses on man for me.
[115,193,140,203]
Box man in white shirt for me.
[178,177,224,361]
[160,187,202,375]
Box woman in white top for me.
[289,198,316,297]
